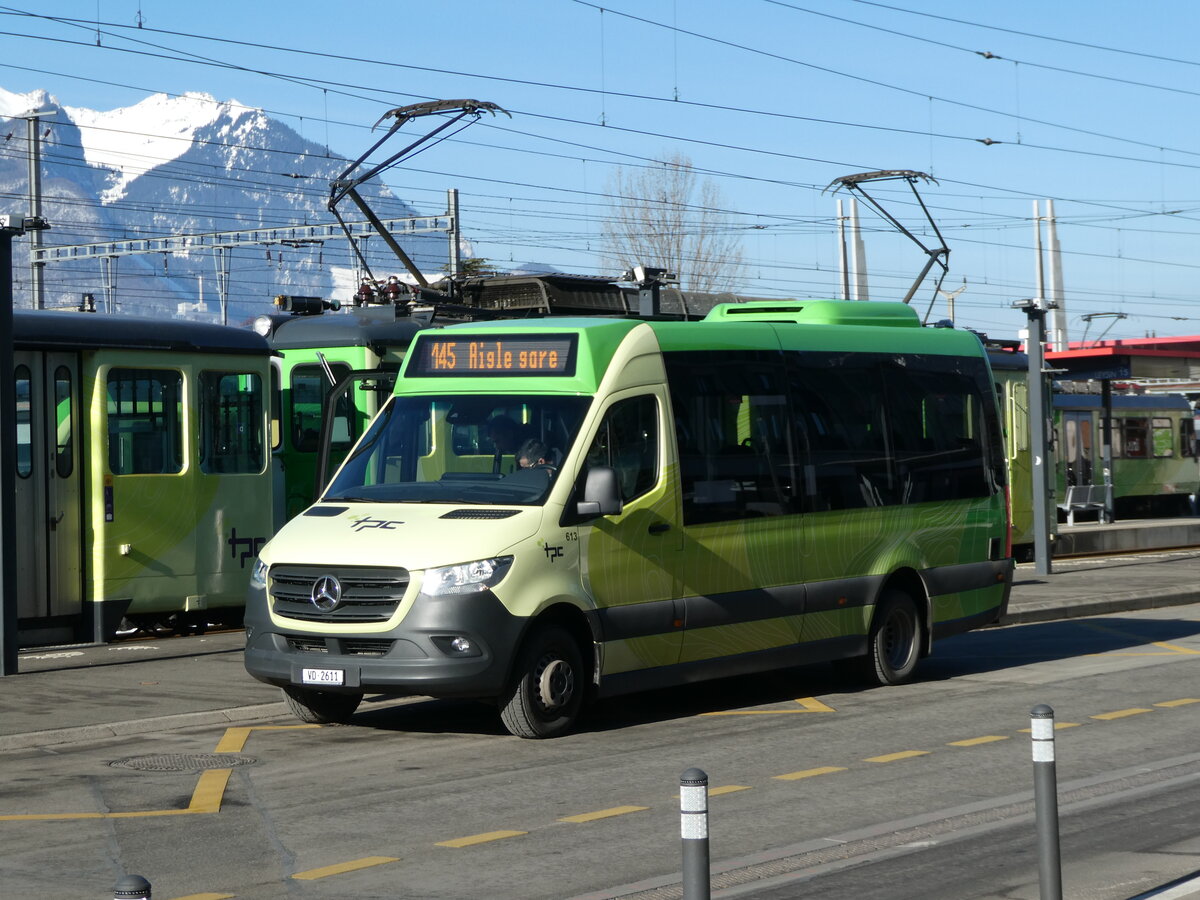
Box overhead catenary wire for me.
[0,1,1190,340]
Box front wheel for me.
[865,590,921,685]
[282,686,363,724]
[499,625,585,739]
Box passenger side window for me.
[788,356,889,511]
[1122,417,1149,459]
[106,368,183,475]
[290,364,352,453]
[199,372,265,474]
[586,395,659,503]
[15,366,30,478]
[883,361,990,503]
[1151,417,1174,458]
[665,351,794,524]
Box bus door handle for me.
[49,512,64,531]
[648,522,671,535]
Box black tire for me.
[864,590,922,686]
[282,686,363,724]
[499,625,585,739]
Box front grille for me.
[269,565,409,624]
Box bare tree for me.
[600,153,745,294]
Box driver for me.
[516,438,555,470]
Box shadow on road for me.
[344,614,1200,737]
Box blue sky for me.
[1,0,1198,341]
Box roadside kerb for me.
[1000,588,1200,626]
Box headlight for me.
[423,556,513,596]
[249,557,268,590]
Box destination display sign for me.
[407,334,579,377]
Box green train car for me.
[1054,391,1198,518]
[14,311,273,645]
[254,303,426,528]
[987,346,1038,558]
[985,341,1196,559]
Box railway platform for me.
[1,545,1197,752]
[1055,515,1200,557]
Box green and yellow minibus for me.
[245,299,1014,737]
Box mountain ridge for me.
[0,87,451,323]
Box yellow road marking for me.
[0,768,233,822]
[702,697,836,716]
[292,856,399,880]
[1091,708,1153,721]
[948,735,1010,747]
[865,750,929,763]
[1155,698,1200,708]
[774,766,847,781]
[709,785,751,796]
[188,769,232,814]
[559,805,649,823]
[215,724,318,753]
[793,697,836,712]
[1079,622,1200,657]
[1152,642,1200,655]
[0,724,310,822]
[436,830,527,848]
[171,894,236,899]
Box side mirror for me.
[576,465,623,519]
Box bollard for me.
[113,874,151,899]
[680,767,711,900]
[1030,704,1063,900]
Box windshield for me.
[323,394,592,505]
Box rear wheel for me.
[865,590,921,685]
[835,590,922,686]
[499,625,585,739]
[282,686,362,724]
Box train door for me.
[14,350,84,640]
[1060,410,1095,487]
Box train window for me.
[199,372,265,474]
[1122,417,1149,459]
[15,365,30,478]
[290,364,352,453]
[1182,418,1196,458]
[106,369,184,475]
[269,363,282,451]
[53,366,73,478]
[1151,417,1174,458]
[1106,419,1122,458]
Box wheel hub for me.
[536,657,574,711]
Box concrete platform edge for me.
[999,588,1200,625]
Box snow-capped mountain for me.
[0,88,452,322]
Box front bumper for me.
[243,585,526,699]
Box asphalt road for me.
[2,604,1199,900]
